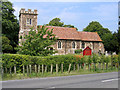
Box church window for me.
[72,42,75,49]
[82,42,85,49]
[58,41,62,49]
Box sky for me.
[9,0,119,32]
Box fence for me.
[1,54,120,76]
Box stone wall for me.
[51,40,104,55]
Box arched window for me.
[72,42,75,49]
[58,41,62,49]
[82,42,85,48]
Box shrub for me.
[75,49,82,54]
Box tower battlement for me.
[19,8,38,16]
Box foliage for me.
[83,21,119,52]
[83,21,111,38]
[2,36,13,53]
[118,28,120,53]
[2,54,119,74]
[92,54,98,64]
[45,17,78,30]
[46,18,64,27]
[2,1,19,53]
[75,49,82,54]
[16,26,58,56]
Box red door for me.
[83,46,92,56]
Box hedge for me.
[1,54,120,74]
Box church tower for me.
[19,8,38,45]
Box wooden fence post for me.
[51,64,53,74]
[61,64,63,73]
[73,63,75,71]
[38,65,40,73]
[106,63,108,70]
[23,65,25,76]
[10,66,12,77]
[5,67,7,73]
[77,64,79,71]
[98,63,101,70]
[35,64,37,73]
[45,65,47,72]
[68,64,71,73]
[88,64,91,71]
[27,65,29,76]
[102,62,104,70]
[56,64,58,73]
[14,65,16,75]
[42,64,44,74]
[29,65,31,74]
[84,64,86,70]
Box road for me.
[1,72,119,89]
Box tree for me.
[2,1,19,53]
[83,21,116,52]
[16,26,58,56]
[2,36,13,53]
[46,17,78,30]
[83,21,111,38]
[46,18,64,27]
[118,28,120,53]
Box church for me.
[19,8,105,55]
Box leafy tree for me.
[16,26,58,56]
[46,18,64,27]
[83,21,120,53]
[83,21,111,38]
[118,28,120,53]
[46,17,78,30]
[2,36,13,53]
[2,1,19,53]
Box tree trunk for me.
[77,64,79,71]
[73,64,75,71]
[42,64,44,74]
[23,65,25,76]
[68,64,71,73]
[38,65,40,73]
[14,65,16,75]
[61,64,63,73]
[56,64,58,73]
[45,65,47,72]
[29,65,31,74]
[51,64,53,74]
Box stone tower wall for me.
[19,8,38,45]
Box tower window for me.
[72,42,75,49]
[58,41,62,49]
[27,18,32,25]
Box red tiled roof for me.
[37,25,102,41]
[78,32,102,41]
